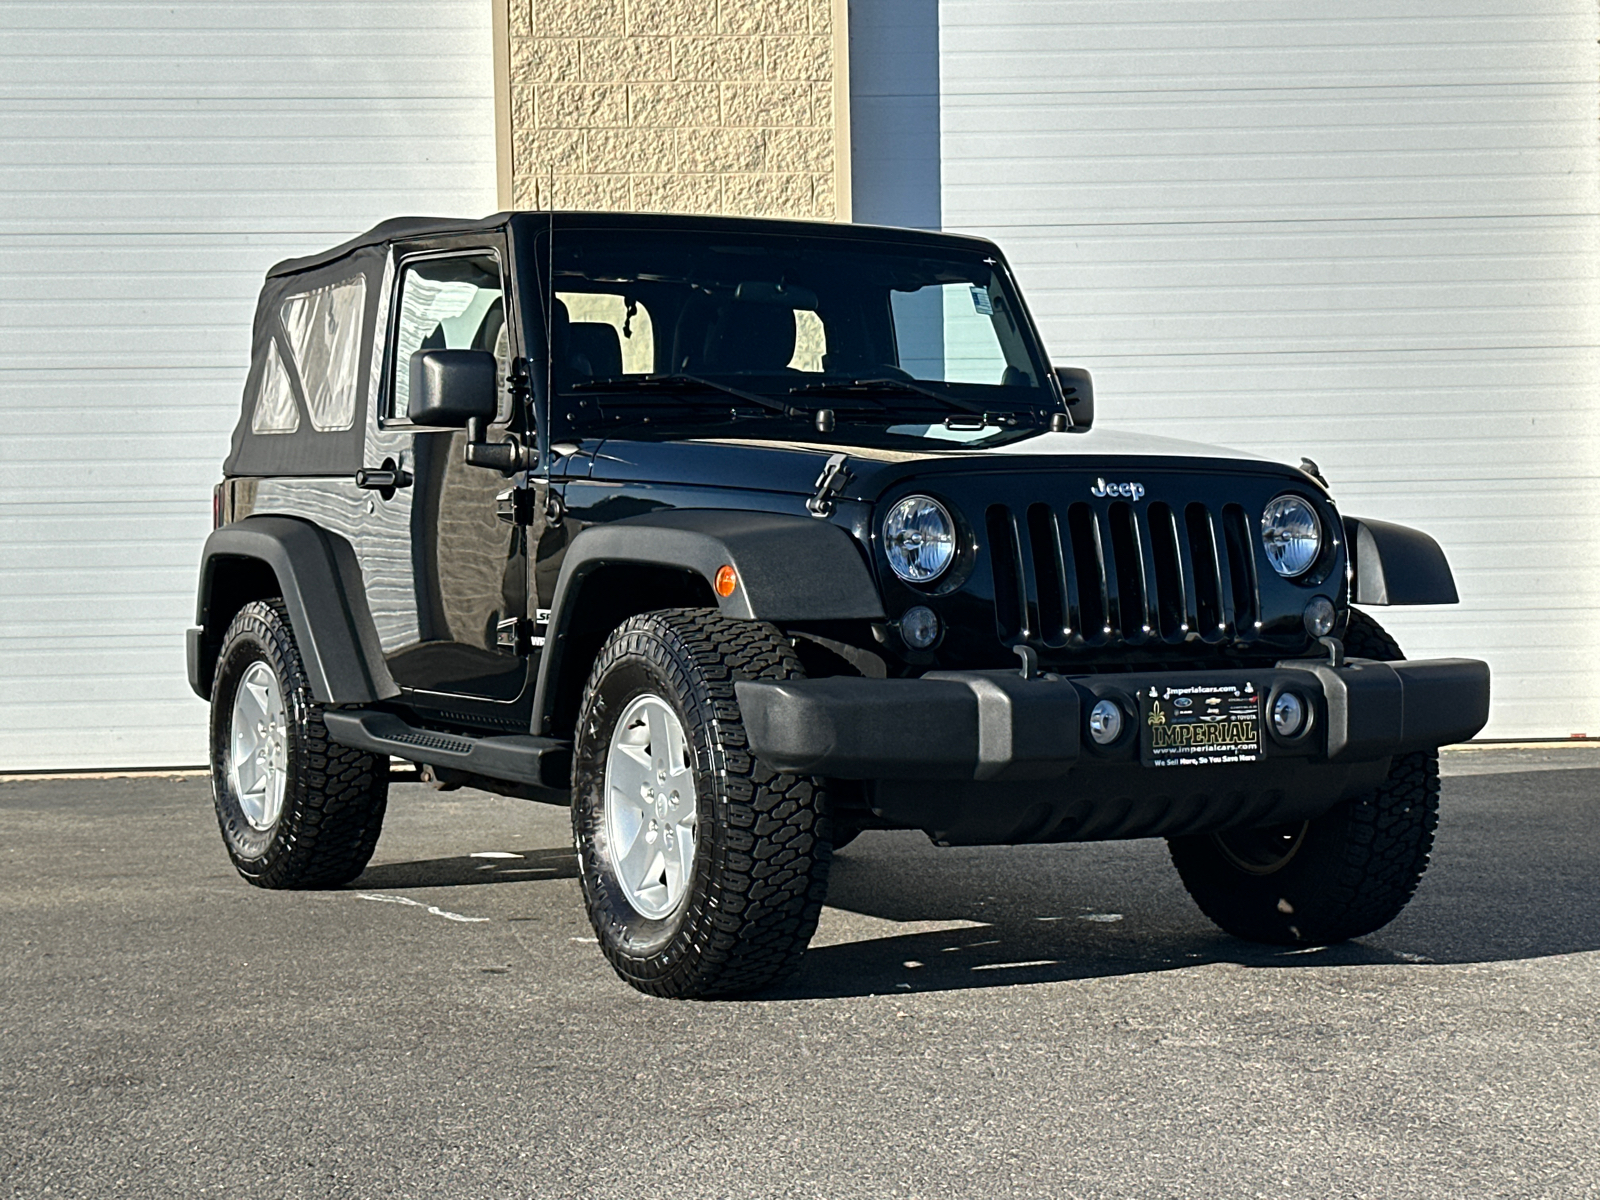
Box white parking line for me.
[356,893,489,923]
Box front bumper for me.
[736,656,1489,845]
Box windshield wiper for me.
[788,377,987,416]
[572,373,800,417]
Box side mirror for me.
[1054,366,1093,430]
[408,349,498,427]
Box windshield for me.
[539,228,1054,431]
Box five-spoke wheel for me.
[209,599,388,889]
[603,693,699,921]
[227,660,289,832]
[571,608,834,998]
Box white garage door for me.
[0,2,498,770]
[929,0,1600,739]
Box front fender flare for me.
[1342,516,1460,606]
[532,509,885,735]
[191,515,398,704]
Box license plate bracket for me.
[1140,682,1264,768]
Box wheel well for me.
[545,564,717,738]
[199,555,283,678]
[206,555,282,632]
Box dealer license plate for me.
[1140,682,1263,768]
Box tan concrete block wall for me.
[505,0,843,219]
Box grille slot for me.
[987,497,1261,651]
[1221,503,1259,635]
[1147,502,1186,641]
[1026,503,1069,646]
[1186,503,1226,639]
[1107,502,1148,642]
[987,504,1028,642]
[1065,502,1108,642]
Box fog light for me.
[1272,691,1307,738]
[900,605,940,649]
[1089,699,1124,746]
[1303,596,1335,638]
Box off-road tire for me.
[209,599,389,888]
[1166,609,1440,945]
[571,609,833,998]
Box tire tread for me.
[1167,609,1440,944]
[574,609,831,998]
[211,599,387,889]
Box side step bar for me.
[323,710,572,797]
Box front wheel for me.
[571,610,833,998]
[1167,610,1440,944]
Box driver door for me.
[375,242,537,728]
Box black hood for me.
[583,424,1315,502]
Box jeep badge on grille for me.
[1091,478,1146,500]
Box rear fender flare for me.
[191,515,398,704]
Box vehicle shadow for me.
[770,764,1600,1000]
[351,847,578,889]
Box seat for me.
[550,298,626,382]
[698,303,797,374]
[568,321,623,380]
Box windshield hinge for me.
[807,452,852,518]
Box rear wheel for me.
[571,609,833,998]
[1167,610,1440,944]
[209,599,389,889]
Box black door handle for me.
[355,465,412,491]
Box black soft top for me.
[266,211,1003,279]
[235,212,1011,478]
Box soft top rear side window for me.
[277,276,367,432]
[250,340,300,434]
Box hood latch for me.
[807,452,851,518]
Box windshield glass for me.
[541,228,1052,427]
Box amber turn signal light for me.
[714,564,738,597]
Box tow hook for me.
[1012,645,1064,682]
[1014,645,1040,680]
[807,452,851,518]
[1317,635,1347,668]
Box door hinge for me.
[496,611,550,654]
[495,617,534,654]
[496,488,537,526]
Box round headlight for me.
[883,496,956,583]
[1261,494,1322,578]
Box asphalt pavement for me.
[2,745,1597,1199]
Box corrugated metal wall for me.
[0,2,498,770]
[848,0,942,231]
[924,0,1600,738]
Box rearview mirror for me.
[1054,366,1094,430]
[733,280,819,310]
[409,349,498,427]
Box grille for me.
[987,500,1261,649]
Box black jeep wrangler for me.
[189,212,1490,998]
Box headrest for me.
[568,322,623,380]
[701,303,796,373]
